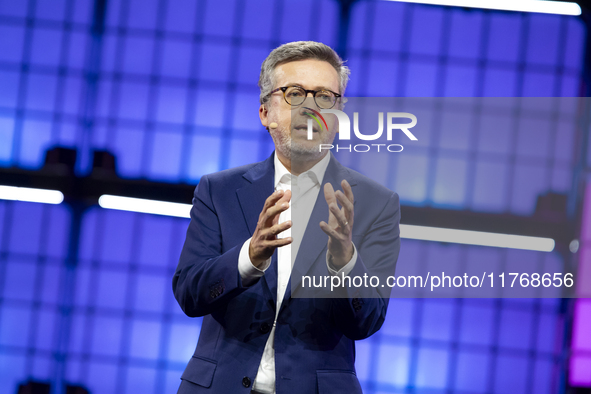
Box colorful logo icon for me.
[303,107,328,139]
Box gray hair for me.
[258,41,350,105]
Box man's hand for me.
[249,189,292,268]
[320,180,354,269]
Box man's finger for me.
[335,191,354,227]
[329,203,349,232]
[279,189,292,204]
[335,190,353,216]
[266,189,285,208]
[260,190,284,220]
[262,220,292,238]
[319,221,341,239]
[265,201,289,224]
[265,237,293,247]
[264,189,291,224]
[341,179,354,205]
[324,183,337,206]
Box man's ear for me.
[259,103,269,132]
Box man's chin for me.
[289,142,326,160]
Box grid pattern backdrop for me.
[0,0,587,393]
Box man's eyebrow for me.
[285,83,339,92]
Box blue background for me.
[0,0,585,393]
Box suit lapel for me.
[236,153,278,306]
[265,250,278,307]
[236,158,275,236]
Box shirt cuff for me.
[238,237,271,287]
[326,243,358,277]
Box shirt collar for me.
[273,152,331,188]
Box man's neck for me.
[276,152,328,176]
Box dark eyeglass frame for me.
[268,86,342,109]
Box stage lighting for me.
[98,194,191,218]
[401,224,555,252]
[386,0,581,16]
[0,185,64,204]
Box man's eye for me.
[287,90,304,97]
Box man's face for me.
[259,59,340,161]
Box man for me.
[173,41,401,394]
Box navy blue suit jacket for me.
[173,152,401,394]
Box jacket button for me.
[242,376,251,388]
[352,298,363,312]
[259,322,271,334]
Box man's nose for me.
[298,101,316,116]
[301,93,318,109]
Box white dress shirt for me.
[237,153,357,394]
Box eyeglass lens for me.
[284,87,336,109]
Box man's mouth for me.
[294,123,320,134]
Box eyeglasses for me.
[268,86,341,109]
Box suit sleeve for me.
[329,192,401,340]
[173,175,251,317]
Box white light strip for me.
[98,194,191,218]
[401,224,555,252]
[386,0,581,16]
[0,185,64,204]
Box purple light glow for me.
[570,300,591,386]
[577,183,591,297]
[570,354,591,387]
[572,299,591,351]
[570,181,591,387]
[578,248,591,298]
